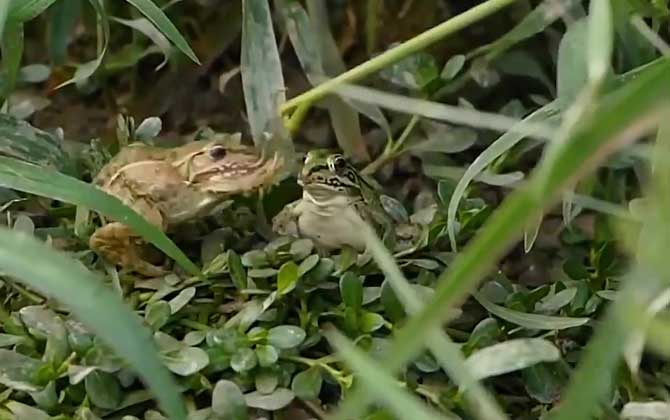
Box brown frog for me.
[89,136,282,276]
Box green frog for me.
[89,136,282,276]
[272,150,398,253]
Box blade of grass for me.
[125,0,199,64]
[8,0,58,23]
[241,0,286,146]
[0,22,23,103]
[281,0,520,113]
[350,217,508,420]
[55,0,109,89]
[586,0,613,84]
[0,156,200,275]
[472,0,580,61]
[446,102,562,251]
[279,0,370,161]
[0,0,9,41]
[0,227,185,419]
[333,83,555,139]
[547,271,661,420]
[334,57,670,420]
[472,291,589,330]
[325,329,448,420]
[46,0,82,65]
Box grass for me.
[0,0,670,419]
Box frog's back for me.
[93,143,164,186]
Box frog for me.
[272,150,398,254]
[89,136,282,276]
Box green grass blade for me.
[586,0,613,83]
[47,0,82,65]
[0,114,68,172]
[347,218,508,420]
[241,0,286,145]
[8,0,58,23]
[335,58,670,420]
[0,156,200,275]
[474,0,580,60]
[446,102,562,251]
[124,0,199,64]
[0,227,186,419]
[473,292,590,330]
[0,0,9,41]
[325,329,447,420]
[0,21,23,102]
[281,0,519,113]
[55,0,109,89]
[548,272,659,420]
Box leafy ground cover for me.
[0,1,669,419]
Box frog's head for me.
[299,150,364,198]
[173,139,282,194]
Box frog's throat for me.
[303,186,360,208]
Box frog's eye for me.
[332,156,347,172]
[208,146,227,161]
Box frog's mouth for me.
[196,152,283,194]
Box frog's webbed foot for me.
[271,200,301,238]
[89,222,167,277]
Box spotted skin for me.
[90,139,281,275]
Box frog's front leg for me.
[89,222,167,276]
[89,198,167,276]
[271,199,302,238]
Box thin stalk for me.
[280,0,520,114]
[362,114,421,174]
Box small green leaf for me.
[228,250,248,290]
[231,347,257,373]
[134,116,163,141]
[523,364,564,404]
[242,249,269,267]
[267,325,305,349]
[255,370,279,394]
[290,238,314,260]
[6,401,50,420]
[441,54,466,80]
[162,347,209,376]
[340,272,363,309]
[84,371,122,409]
[244,388,295,411]
[277,261,299,295]
[465,338,561,380]
[255,345,279,367]
[360,312,386,333]
[145,301,171,330]
[291,367,323,400]
[298,254,320,277]
[168,287,196,314]
[0,350,43,392]
[212,380,248,420]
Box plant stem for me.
[362,114,421,174]
[280,0,520,114]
